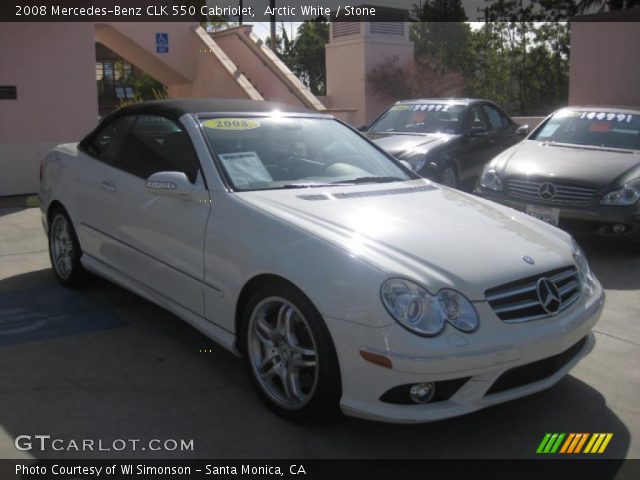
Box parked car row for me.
[364,99,640,243]
[41,99,605,424]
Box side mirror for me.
[516,124,529,137]
[468,126,488,137]
[145,171,194,198]
[357,125,368,132]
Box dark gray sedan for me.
[363,98,527,190]
[475,106,640,242]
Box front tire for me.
[241,281,341,421]
[48,208,86,286]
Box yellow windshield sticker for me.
[389,105,409,111]
[203,118,261,130]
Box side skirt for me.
[81,254,241,357]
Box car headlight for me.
[408,156,427,172]
[401,152,427,172]
[381,279,478,336]
[600,178,640,206]
[572,238,596,294]
[479,167,503,191]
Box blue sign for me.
[0,286,127,348]
[156,32,169,54]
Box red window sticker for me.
[589,121,611,132]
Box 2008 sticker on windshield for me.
[203,118,261,130]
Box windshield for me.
[200,116,412,191]
[368,103,465,135]
[531,109,640,150]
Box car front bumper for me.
[475,189,640,241]
[325,283,604,424]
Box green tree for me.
[410,0,472,73]
[290,18,329,95]
[270,17,329,96]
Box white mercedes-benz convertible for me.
[39,99,604,423]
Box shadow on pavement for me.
[575,235,639,291]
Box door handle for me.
[100,180,116,193]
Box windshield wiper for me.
[282,182,355,189]
[333,176,406,184]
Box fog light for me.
[613,223,627,234]
[409,382,435,404]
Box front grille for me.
[485,336,587,395]
[507,178,596,206]
[486,267,581,323]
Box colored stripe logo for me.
[537,433,613,454]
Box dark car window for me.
[117,115,201,182]
[482,104,507,130]
[498,109,513,128]
[368,104,465,135]
[531,109,640,150]
[89,116,134,164]
[466,105,489,131]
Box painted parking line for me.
[0,286,126,347]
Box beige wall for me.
[569,21,640,107]
[0,23,99,196]
[325,24,413,127]
[96,23,261,100]
[213,26,324,111]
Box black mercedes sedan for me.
[363,98,528,190]
[475,106,640,242]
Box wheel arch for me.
[46,200,68,233]
[234,274,319,354]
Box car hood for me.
[366,132,457,159]
[500,141,640,188]
[236,180,573,300]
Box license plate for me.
[525,205,560,226]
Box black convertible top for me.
[109,98,314,121]
[80,98,320,149]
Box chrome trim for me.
[507,178,596,206]
[485,266,582,323]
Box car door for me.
[74,115,135,263]
[482,103,520,152]
[80,114,210,316]
[457,104,495,185]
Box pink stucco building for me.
[1,17,639,196]
[569,9,640,108]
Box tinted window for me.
[200,116,411,191]
[531,109,640,150]
[117,115,200,182]
[482,104,506,130]
[89,116,134,164]
[368,103,465,135]
[466,105,489,131]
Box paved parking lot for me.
[0,206,638,459]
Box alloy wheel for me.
[247,297,319,410]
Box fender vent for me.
[297,184,436,201]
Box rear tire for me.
[48,208,86,286]
[240,281,342,421]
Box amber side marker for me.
[360,350,393,369]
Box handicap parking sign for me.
[156,33,169,53]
